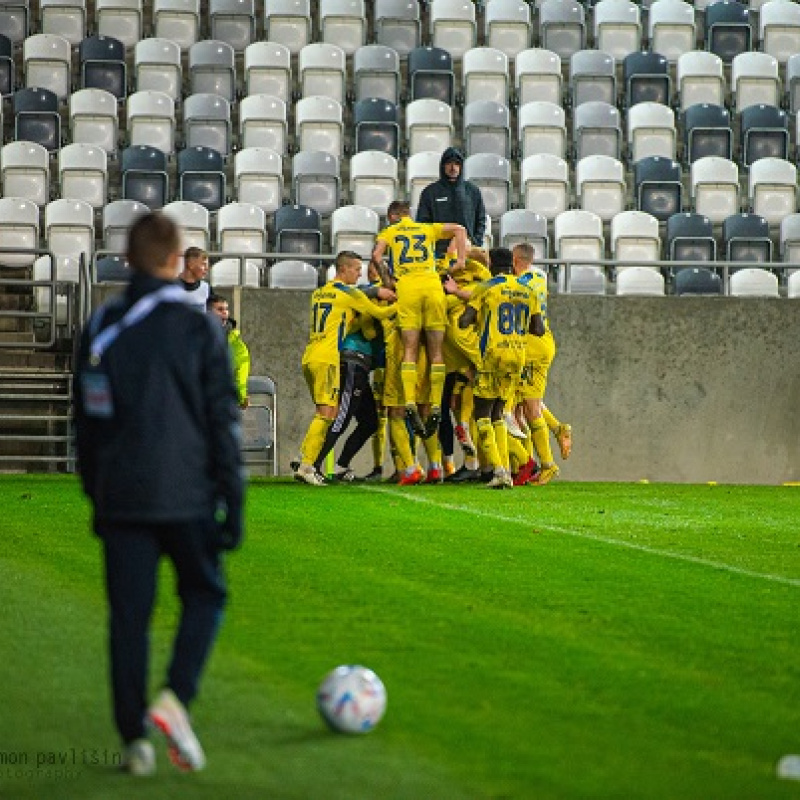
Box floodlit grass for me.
[1,475,799,800]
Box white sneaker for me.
[123,738,156,776]
[148,689,206,772]
[294,464,326,486]
[486,468,513,489]
[503,412,527,440]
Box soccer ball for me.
[316,665,387,734]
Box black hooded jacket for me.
[416,147,487,256]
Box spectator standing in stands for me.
[178,247,210,309]
[74,213,244,776]
[207,292,251,409]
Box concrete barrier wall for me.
[94,286,800,484]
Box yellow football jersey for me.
[376,217,447,279]
[303,280,393,364]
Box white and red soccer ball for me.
[316,665,387,734]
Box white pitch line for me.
[360,486,800,589]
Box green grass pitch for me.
[1,475,799,799]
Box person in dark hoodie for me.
[416,147,487,259]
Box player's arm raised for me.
[440,223,467,272]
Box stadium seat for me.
[690,156,740,224]
[183,93,231,157]
[593,0,641,62]
[69,88,119,155]
[0,141,49,206]
[408,46,455,104]
[627,101,676,163]
[779,213,800,263]
[0,0,28,45]
[264,0,311,55]
[573,101,622,160]
[79,34,126,99]
[234,146,284,214]
[239,94,288,152]
[676,51,725,112]
[729,268,780,296]
[739,104,788,167]
[58,143,107,209]
[41,0,86,47]
[518,100,566,159]
[320,0,366,56]
[616,266,665,295]
[463,153,511,219]
[463,47,509,106]
[189,40,236,102]
[0,33,14,98]
[353,98,400,158]
[299,42,346,104]
[430,0,477,61]
[748,157,798,225]
[666,212,716,262]
[95,254,132,282]
[153,0,200,51]
[464,100,510,158]
[576,155,626,222]
[499,209,549,258]
[674,266,723,294]
[178,146,226,212]
[623,51,670,109]
[45,199,94,267]
[405,98,453,156]
[210,0,256,52]
[705,0,751,63]
[648,0,695,63]
[274,204,322,256]
[406,151,440,211]
[759,0,800,64]
[14,87,60,153]
[354,44,400,104]
[292,150,340,218]
[789,271,800,298]
[217,202,267,262]
[268,260,318,289]
[484,0,532,59]
[331,205,380,259]
[162,200,210,250]
[134,38,181,102]
[634,156,683,221]
[295,96,344,158]
[569,49,616,108]
[121,145,169,208]
[683,103,733,162]
[520,153,570,221]
[95,0,141,51]
[102,199,149,252]
[127,90,175,155]
[731,52,780,110]
[23,34,71,101]
[349,150,399,217]
[0,197,39,267]
[515,48,562,107]
[611,209,661,265]
[374,0,420,58]
[539,0,585,60]
[244,42,291,101]
[722,212,772,264]
[210,257,261,286]
[555,209,607,294]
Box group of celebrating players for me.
[292,199,572,488]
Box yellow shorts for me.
[474,349,525,400]
[517,333,556,401]
[302,360,339,407]
[443,318,481,374]
[396,273,447,332]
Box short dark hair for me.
[513,243,535,264]
[184,246,207,261]
[127,213,181,275]
[335,251,362,272]
[387,200,410,218]
[206,292,226,310]
[489,247,514,276]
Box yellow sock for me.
[506,431,529,472]
[423,431,442,468]
[542,406,560,433]
[470,416,486,470]
[531,416,555,467]
[460,386,475,426]
[300,414,332,466]
[476,417,500,469]
[429,362,446,409]
[493,419,509,470]
[389,416,414,471]
[372,411,388,468]
[400,362,417,407]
